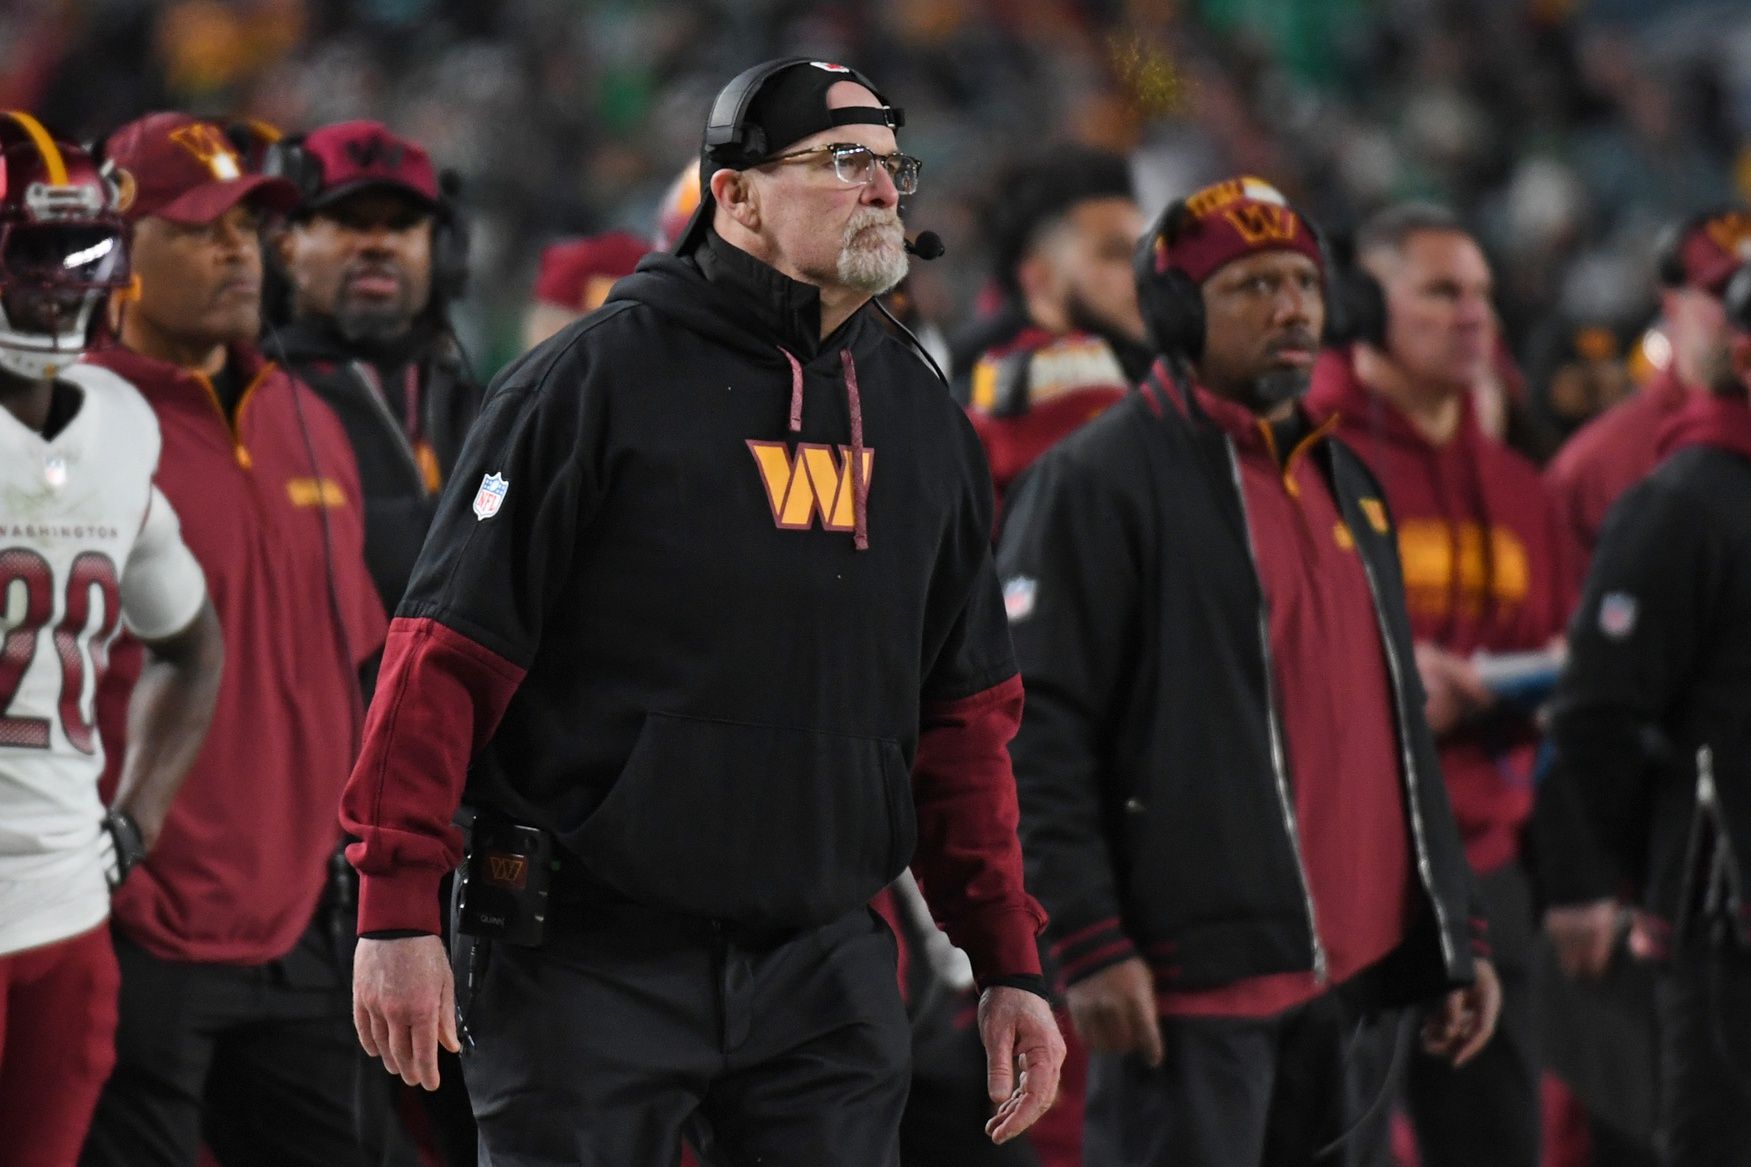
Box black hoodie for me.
[1543,393,1751,948]
[266,316,483,610]
[339,231,1046,986]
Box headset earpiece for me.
[1323,251,1388,349]
[1725,265,1751,334]
[1132,200,1208,362]
[430,169,470,305]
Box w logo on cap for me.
[1223,204,1300,246]
[345,134,406,171]
[168,124,241,180]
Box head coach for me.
[339,58,1064,1166]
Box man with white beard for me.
[340,59,1064,1167]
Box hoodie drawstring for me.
[776,345,870,550]
[780,346,804,433]
[841,349,869,551]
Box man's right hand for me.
[1064,956,1163,1066]
[353,935,460,1091]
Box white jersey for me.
[0,362,206,956]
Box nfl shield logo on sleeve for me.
[1598,591,1637,639]
[472,473,509,521]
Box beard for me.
[333,267,418,345]
[1065,292,1155,382]
[834,207,909,296]
[1239,365,1314,410]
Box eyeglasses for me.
[762,143,922,195]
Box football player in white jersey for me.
[0,112,221,1165]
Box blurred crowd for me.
[4,0,1749,382]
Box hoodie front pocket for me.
[573,712,914,929]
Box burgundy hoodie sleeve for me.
[342,618,525,933]
[912,672,1047,986]
[908,414,1047,987]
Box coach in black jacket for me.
[269,120,483,612]
[1000,178,1497,1167]
[338,61,1063,1167]
[1542,298,1751,1163]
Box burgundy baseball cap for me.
[1148,175,1324,286]
[1667,209,1751,296]
[297,120,440,211]
[104,112,299,225]
[532,233,652,312]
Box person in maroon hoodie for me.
[1546,208,1751,557]
[1306,203,1576,1167]
[79,112,386,1167]
[1542,273,1751,1167]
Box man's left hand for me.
[1421,957,1503,1067]
[977,985,1066,1145]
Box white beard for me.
[835,207,909,296]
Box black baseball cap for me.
[673,58,903,255]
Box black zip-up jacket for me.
[269,317,483,609]
[997,366,1481,1005]
[1543,395,1751,946]
[339,231,1047,986]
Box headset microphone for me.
[905,231,945,261]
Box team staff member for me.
[343,59,1063,1167]
[1305,204,1574,1167]
[1001,176,1497,1167]
[270,120,484,614]
[1546,208,1751,555]
[1542,277,1751,1165]
[964,148,1148,506]
[264,116,485,1167]
[0,114,222,1167]
[80,112,386,1167]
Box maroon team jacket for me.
[1308,349,1577,875]
[93,344,385,965]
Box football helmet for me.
[0,111,130,381]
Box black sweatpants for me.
[462,901,911,1167]
[80,920,365,1167]
[1083,974,1407,1167]
[1404,859,1541,1167]
[1655,943,1751,1167]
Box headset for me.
[1133,193,1334,363]
[1727,264,1751,333]
[262,133,471,306]
[1322,236,1388,349]
[700,57,903,173]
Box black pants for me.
[1083,976,1407,1167]
[462,902,911,1167]
[1655,944,1751,1167]
[1404,859,1541,1167]
[80,921,365,1167]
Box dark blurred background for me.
[5,0,1747,379]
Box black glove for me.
[102,808,148,888]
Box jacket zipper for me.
[1694,746,1744,923]
[1355,528,1458,971]
[348,360,430,496]
[1224,439,1327,984]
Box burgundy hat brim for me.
[148,174,301,225]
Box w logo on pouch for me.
[747,441,875,533]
